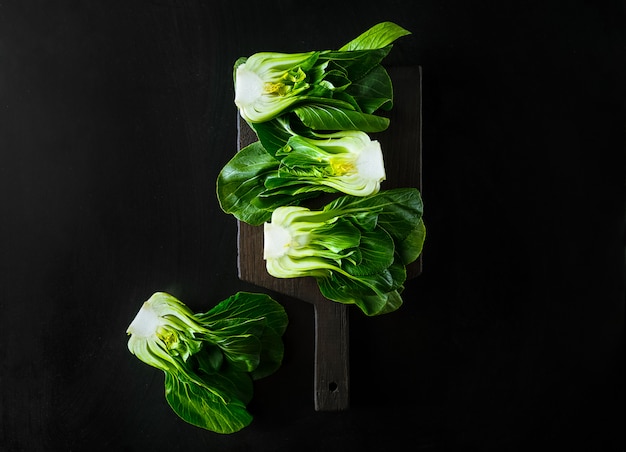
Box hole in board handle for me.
[328,382,338,392]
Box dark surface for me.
[1,1,624,451]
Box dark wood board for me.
[236,66,422,411]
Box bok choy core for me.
[127,291,287,434]
[263,188,425,316]
[233,22,411,132]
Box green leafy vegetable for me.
[218,22,425,317]
[126,291,287,433]
[217,128,386,225]
[293,104,390,132]
[234,51,322,123]
[233,22,410,130]
[262,188,425,316]
[338,21,412,51]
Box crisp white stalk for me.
[234,66,265,110]
[355,139,386,181]
[327,137,385,196]
[263,222,293,260]
[263,206,345,279]
[127,301,162,338]
[127,292,204,372]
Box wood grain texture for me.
[236,66,422,411]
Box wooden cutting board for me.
[236,66,422,411]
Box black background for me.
[1,1,624,451]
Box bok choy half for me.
[218,21,425,316]
[217,125,386,226]
[234,21,411,132]
[126,291,287,433]
[263,188,425,316]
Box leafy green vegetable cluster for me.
[126,292,287,434]
[218,22,426,316]
[233,21,411,130]
[219,22,412,223]
[218,127,387,225]
[128,23,423,435]
[264,189,425,316]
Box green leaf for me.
[194,344,224,375]
[164,370,253,434]
[396,217,426,265]
[374,189,424,243]
[326,189,424,266]
[261,177,337,197]
[294,104,390,132]
[387,254,408,291]
[324,189,423,241]
[341,228,394,277]
[250,118,297,156]
[321,188,407,217]
[250,328,285,380]
[199,361,255,406]
[197,292,288,379]
[317,270,399,316]
[206,324,263,373]
[279,135,334,171]
[216,142,279,225]
[359,290,404,316]
[309,217,362,254]
[344,209,382,232]
[199,292,288,338]
[339,22,412,51]
[321,47,392,82]
[344,65,394,114]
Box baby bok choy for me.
[126,291,287,434]
[263,188,425,316]
[234,21,411,133]
[217,127,386,226]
